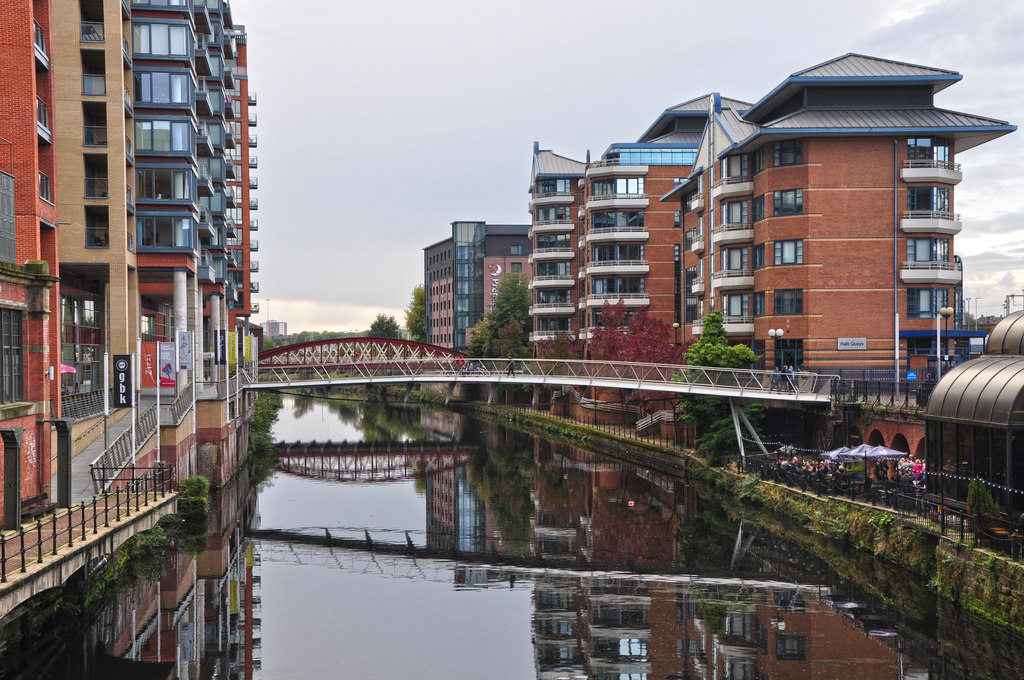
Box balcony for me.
[529,247,573,263]
[250,240,259,251]
[585,260,649,276]
[250,281,259,293]
[585,293,650,308]
[249,177,258,190]
[125,136,134,165]
[39,172,52,202]
[901,159,962,185]
[248,134,257,147]
[250,218,258,231]
[529,275,574,289]
[249,155,258,169]
[712,175,752,201]
[36,98,52,144]
[197,169,214,196]
[530,191,573,208]
[123,86,132,116]
[122,36,131,68]
[248,112,257,127]
[83,125,107,147]
[84,177,109,199]
[194,1,212,33]
[691,277,704,295]
[722,315,755,335]
[248,91,257,106]
[585,226,649,244]
[126,185,135,213]
[250,260,259,272]
[529,219,574,237]
[900,210,962,235]
[900,260,963,285]
[688,193,705,212]
[585,160,648,178]
[82,74,105,96]
[194,37,212,76]
[586,193,648,212]
[81,21,104,43]
[250,302,260,314]
[249,197,258,210]
[33,22,49,70]
[712,222,753,246]
[196,88,212,116]
[689,231,705,254]
[712,269,754,291]
[530,302,575,316]
[196,124,214,157]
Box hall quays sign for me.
[838,337,867,350]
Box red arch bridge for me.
[247,337,839,464]
[275,441,476,483]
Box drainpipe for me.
[893,138,900,380]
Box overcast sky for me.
[235,0,1023,330]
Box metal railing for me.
[61,388,114,420]
[532,191,572,200]
[0,466,173,583]
[715,221,752,232]
[900,260,962,271]
[713,175,751,188]
[81,21,104,42]
[83,125,107,146]
[902,210,960,222]
[904,159,961,171]
[588,259,647,268]
[832,379,933,408]
[90,405,157,493]
[589,226,647,235]
[590,192,646,201]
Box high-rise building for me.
[424,221,531,350]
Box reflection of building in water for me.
[419,406,466,440]
[427,466,488,553]
[533,577,585,679]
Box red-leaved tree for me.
[589,301,687,365]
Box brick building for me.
[424,221,531,350]
[533,55,1014,375]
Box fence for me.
[61,388,114,420]
[0,465,173,583]
[832,379,934,408]
[90,405,157,493]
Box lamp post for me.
[672,322,680,346]
[936,306,954,381]
[768,328,784,370]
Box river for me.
[1,394,1021,679]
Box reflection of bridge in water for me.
[275,440,477,483]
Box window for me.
[535,289,570,304]
[774,140,803,166]
[136,167,191,200]
[510,245,523,255]
[722,247,748,271]
[907,186,949,214]
[752,147,765,173]
[753,291,765,316]
[773,189,803,216]
[536,178,571,194]
[1,308,23,403]
[536,317,570,332]
[0,172,13,264]
[907,237,949,262]
[722,154,748,178]
[510,262,522,272]
[592,244,643,261]
[132,22,189,57]
[724,294,748,318]
[908,137,950,164]
[722,201,748,225]
[674,210,680,228]
[604,147,696,166]
[593,278,644,294]
[134,71,191,105]
[907,288,949,319]
[137,215,194,249]
[752,194,765,222]
[535,205,570,222]
[536,234,569,249]
[774,289,804,315]
[776,634,807,661]
[135,119,190,152]
[536,262,570,277]
[753,243,765,269]
[774,239,803,265]
[591,177,643,196]
[592,211,644,229]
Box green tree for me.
[485,272,531,354]
[368,313,402,339]
[404,284,426,342]
[684,311,759,368]
[493,317,529,358]
[467,318,492,357]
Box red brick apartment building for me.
[0,0,63,518]
[534,55,1014,376]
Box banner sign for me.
[178,331,193,370]
[140,342,157,388]
[159,342,176,387]
[217,330,226,365]
[244,335,253,363]
[228,331,237,365]
[113,354,133,407]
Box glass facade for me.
[605,146,697,166]
[453,221,485,349]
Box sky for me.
[234,0,1024,331]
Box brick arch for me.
[890,433,910,454]
[914,439,925,459]
[867,428,886,447]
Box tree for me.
[535,332,578,360]
[368,313,402,339]
[404,284,426,343]
[493,318,529,358]
[467,318,492,357]
[684,311,758,368]
[589,301,686,364]
[485,272,531,354]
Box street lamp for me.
[672,322,680,346]
[768,328,784,369]
[936,306,954,381]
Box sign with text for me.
[244,336,253,363]
[907,371,918,381]
[837,337,867,350]
[140,342,158,388]
[158,342,175,387]
[113,354,133,407]
[178,331,193,370]
[217,331,226,365]
[228,331,237,365]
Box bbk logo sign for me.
[114,354,133,407]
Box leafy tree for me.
[493,318,529,358]
[484,272,531,354]
[684,311,758,368]
[368,313,403,339]
[404,284,426,342]
[467,318,492,357]
[589,301,686,364]
[535,331,579,360]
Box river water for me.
[2,394,1022,678]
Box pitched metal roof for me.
[794,53,959,80]
[645,130,704,145]
[715,108,759,147]
[926,356,1024,427]
[533,149,585,178]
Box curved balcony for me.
[712,269,754,290]
[585,293,649,308]
[712,222,753,246]
[688,193,705,212]
[530,191,574,208]
[530,302,576,316]
[529,219,574,237]
[900,260,963,285]
[585,260,649,276]
[586,193,649,211]
[529,247,574,263]
[691,238,705,254]
[901,160,962,185]
[900,211,962,235]
[722,315,754,335]
[586,226,649,244]
[711,175,752,201]
[530,275,575,289]
[585,161,648,178]
[691,277,704,295]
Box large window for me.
[1,308,23,403]
[536,234,570,249]
[132,22,189,57]
[536,178,571,194]
[536,261,570,277]
[535,289,570,304]
[137,167,191,200]
[773,189,803,216]
[907,287,949,319]
[592,244,643,261]
[774,289,804,315]
[722,200,748,225]
[134,71,191,105]
[137,215,194,249]
[907,237,949,263]
[605,147,696,166]
[593,278,644,295]
[753,243,765,269]
[722,154,748,178]
[535,205,571,222]
[908,137,950,164]
[753,291,765,316]
[724,294,749,318]
[774,239,803,265]
[591,177,643,197]
[536,317,570,332]
[135,119,190,152]
[907,186,950,213]
[722,247,748,271]
[752,194,765,222]
[774,140,803,166]
[752,147,766,173]
[592,211,644,229]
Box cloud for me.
[267,299,405,333]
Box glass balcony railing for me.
[39,172,52,202]
[85,178,109,198]
[83,125,108,146]
[82,74,106,95]
[33,21,49,68]
[81,21,104,42]
[36,97,51,142]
